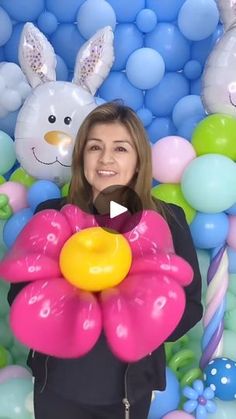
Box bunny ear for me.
[18,22,57,88]
[73,26,114,95]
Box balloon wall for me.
[0,0,235,418]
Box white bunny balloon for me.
[15,23,114,185]
[202,0,236,117]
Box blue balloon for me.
[50,24,85,70]
[3,23,24,64]
[225,202,236,215]
[136,9,157,33]
[148,368,180,418]
[136,108,153,127]
[107,0,145,23]
[3,208,33,248]
[27,180,61,212]
[46,0,84,22]
[145,72,189,116]
[190,77,202,95]
[77,0,116,40]
[0,0,44,21]
[202,301,226,349]
[99,71,144,110]
[184,60,202,80]
[112,24,143,71]
[55,55,69,81]
[147,117,176,143]
[126,48,165,90]
[190,212,229,249]
[191,25,222,66]
[0,110,18,138]
[37,11,58,35]
[177,114,204,141]
[145,23,190,71]
[146,0,185,22]
[0,7,12,47]
[228,247,236,274]
[0,47,5,61]
[178,0,219,41]
[204,358,236,401]
[172,95,205,128]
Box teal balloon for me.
[229,274,236,296]
[181,154,236,212]
[226,291,236,312]
[224,308,236,332]
[0,131,16,175]
[0,285,9,316]
[0,318,13,348]
[0,378,33,419]
[223,330,236,361]
[209,399,236,419]
[196,249,210,298]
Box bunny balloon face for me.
[15,23,114,185]
[202,0,236,117]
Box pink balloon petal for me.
[101,272,186,362]
[61,204,98,232]
[0,210,72,282]
[123,210,174,258]
[10,278,102,358]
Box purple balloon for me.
[0,365,32,384]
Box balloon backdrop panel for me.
[0,1,235,419]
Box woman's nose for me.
[99,149,114,163]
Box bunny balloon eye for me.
[48,115,56,123]
[64,116,72,125]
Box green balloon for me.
[9,167,35,188]
[192,113,236,160]
[61,182,70,197]
[229,274,236,296]
[0,175,5,185]
[0,378,33,419]
[210,399,236,419]
[0,345,8,368]
[151,183,196,224]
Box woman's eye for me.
[90,145,100,151]
[116,146,127,152]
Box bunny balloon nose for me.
[44,130,73,147]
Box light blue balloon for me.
[3,208,33,248]
[126,48,165,90]
[145,72,189,116]
[37,11,58,35]
[3,23,24,64]
[55,54,69,81]
[50,24,85,70]
[112,23,143,71]
[46,0,84,22]
[178,0,219,41]
[184,60,202,80]
[0,0,44,21]
[0,131,16,175]
[99,71,144,110]
[177,114,204,141]
[0,378,33,419]
[0,110,18,138]
[0,7,12,46]
[108,0,145,23]
[77,0,116,40]
[146,0,185,22]
[136,108,153,127]
[136,9,157,33]
[181,154,236,213]
[172,95,205,128]
[148,368,180,418]
[147,117,176,143]
[190,212,229,249]
[145,23,190,71]
[228,247,236,274]
[27,180,61,212]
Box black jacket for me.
[7,198,203,405]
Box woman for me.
[8,102,203,419]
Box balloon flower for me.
[0,205,193,362]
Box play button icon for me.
[110,201,128,218]
[93,185,143,234]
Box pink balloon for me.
[152,136,196,183]
[227,215,236,249]
[163,411,194,419]
[0,365,32,384]
[0,181,28,213]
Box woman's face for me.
[83,122,138,200]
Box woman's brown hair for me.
[67,101,166,216]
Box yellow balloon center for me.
[59,227,132,291]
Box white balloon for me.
[202,0,236,116]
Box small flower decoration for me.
[0,204,193,362]
[183,379,217,419]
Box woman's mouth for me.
[97,170,117,177]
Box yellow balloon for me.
[60,227,132,291]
